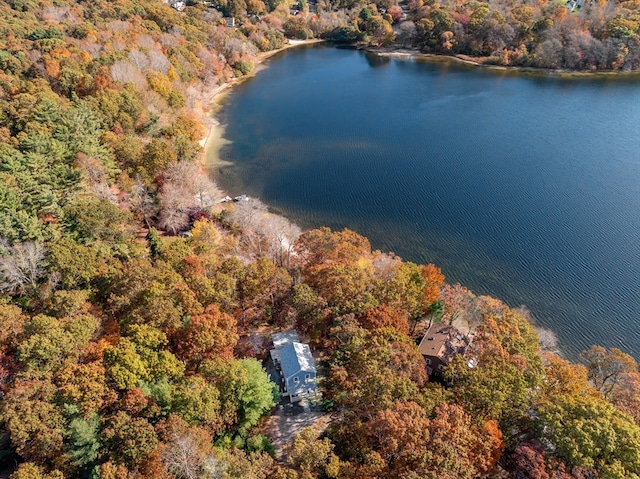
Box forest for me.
[1,0,640,477]
[349,0,640,70]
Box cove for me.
[212,44,640,359]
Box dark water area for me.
[214,44,640,359]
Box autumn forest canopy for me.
[0,0,640,477]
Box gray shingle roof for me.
[279,342,315,379]
[270,331,317,400]
[272,330,300,349]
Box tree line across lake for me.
[1,0,640,477]
[342,0,640,71]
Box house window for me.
[294,377,299,383]
[426,358,432,365]
[437,364,443,371]
[305,374,310,380]
[427,367,433,375]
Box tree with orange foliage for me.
[336,401,503,478]
[540,351,601,400]
[306,259,378,315]
[294,227,372,268]
[364,401,432,476]
[171,304,238,371]
[175,255,221,308]
[44,58,61,79]
[421,263,445,307]
[428,403,502,478]
[56,360,117,417]
[297,231,376,316]
[327,320,427,415]
[358,304,410,335]
[579,345,640,424]
[0,303,27,353]
[482,419,505,474]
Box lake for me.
[211,44,640,359]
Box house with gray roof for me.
[270,331,317,402]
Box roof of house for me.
[279,342,316,380]
[272,330,300,349]
[418,324,469,364]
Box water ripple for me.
[217,45,640,360]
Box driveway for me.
[262,400,332,461]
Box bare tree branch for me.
[162,433,202,479]
[129,179,157,228]
[0,240,47,296]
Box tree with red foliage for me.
[506,442,550,479]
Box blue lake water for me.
[213,44,640,359]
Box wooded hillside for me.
[1,0,640,478]
[349,0,640,70]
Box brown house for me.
[418,324,471,379]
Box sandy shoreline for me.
[199,39,324,173]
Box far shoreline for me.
[364,46,640,79]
